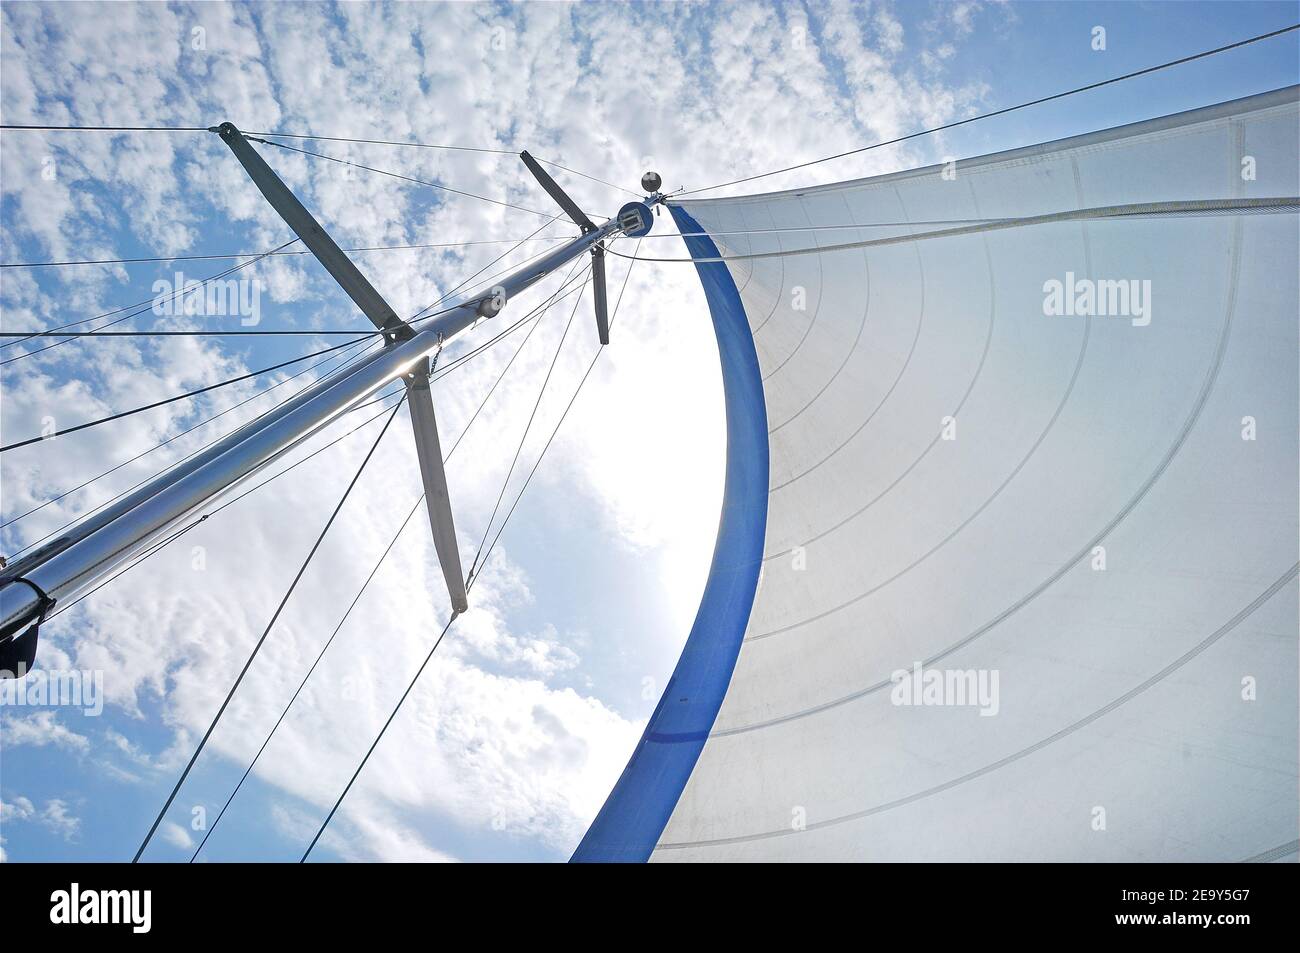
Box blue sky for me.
[1,0,1296,863]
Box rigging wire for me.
[11,380,404,566]
[245,131,640,198]
[300,244,641,861]
[69,258,578,858]
[467,261,589,581]
[131,397,406,863]
[1,124,629,213]
[612,196,1300,263]
[0,239,300,360]
[0,240,299,344]
[6,209,1209,283]
[2,229,587,541]
[677,23,1300,196]
[0,335,373,452]
[0,269,563,451]
[2,325,393,544]
[517,157,640,199]
[0,123,627,196]
[55,520,213,617]
[46,389,407,624]
[5,140,612,857]
[25,230,591,591]
[0,336,381,537]
[646,217,1077,235]
[245,131,513,154]
[3,149,567,390]
[251,135,556,219]
[473,241,641,579]
[187,267,556,860]
[21,265,592,608]
[427,272,588,380]
[48,256,572,622]
[0,124,209,132]
[0,123,506,151]
[9,197,1285,273]
[0,236,570,270]
[189,492,426,862]
[300,614,456,862]
[409,214,569,323]
[1,230,562,399]
[6,215,592,628]
[1,329,395,339]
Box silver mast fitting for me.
[216,122,466,614]
[406,356,468,614]
[518,150,656,345]
[0,122,662,666]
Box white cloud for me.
[40,799,81,839]
[0,710,90,752]
[0,796,36,823]
[0,795,81,841]
[161,821,194,850]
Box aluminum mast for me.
[0,123,660,667]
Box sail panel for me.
[584,86,1299,862]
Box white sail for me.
[576,86,1299,862]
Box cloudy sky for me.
[1,0,1295,862]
